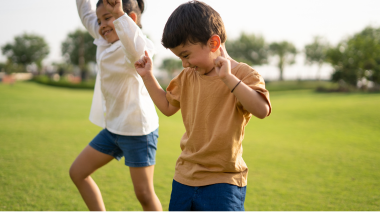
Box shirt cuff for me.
[113,13,130,25]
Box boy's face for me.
[170,42,216,75]
[96,4,119,44]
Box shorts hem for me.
[89,142,122,161]
[125,160,156,167]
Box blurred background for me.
[0,0,379,211]
[1,0,380,89]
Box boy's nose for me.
[182,60,190,68]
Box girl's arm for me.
[135,52,180,116]
[76,0,100,39]
[104,0,155,65]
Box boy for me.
[134,0,272,211]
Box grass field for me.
[0,81,379,211]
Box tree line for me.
[0,29,96,82]
[1,26,380,90]
[161,26,380,90]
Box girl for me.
[70,0,162,211]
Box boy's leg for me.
[168,180,194,211]
[69,145,114,211]
[129,165,162,211]
[193,183,246,211]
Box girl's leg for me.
[69,145,114,211]
[129,165,162,211]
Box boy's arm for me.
[135,51,180,116]
[76,0,100,39]
[105,0,155,64]
[215,48,270,119]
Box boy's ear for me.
[128,12,137,23]
[209,35,221,52]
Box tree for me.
[326,26,380,89]
[0,62,5,72]
[269,41,297,81]
[52,62,75,77]
[159,58,183,79]
[61,29,96,81]
[1,33,49,73]
[225,33,268,66]
[304,36,330,81]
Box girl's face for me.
[96,4,119,44]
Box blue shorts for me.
[89,128,158,167]
[169,180,246,211]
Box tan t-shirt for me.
[166,63,272,187]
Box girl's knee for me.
[69,164,78,182]
[134,188,154,205]
[69,163,87,183]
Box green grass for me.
[265,80,338,91]
[0,82,379,211]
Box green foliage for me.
[61,29,96,66]
[304,36,330,66]
[304,36,330,80]
[52,62,75,77]
[1,82,379,211]
[0,62,25,74]
[159,58,183,79]
[1,33,49,70]
[0,62,5,71]
[326,26,380,88]
[33,75,95,90]
[269,41,297,81]
[226,33,268,66]
[265,80,337,92]
[61,29,96,81]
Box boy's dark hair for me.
[162,1,226,48]
[97,0,145,28]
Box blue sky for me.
[1,0,379,80]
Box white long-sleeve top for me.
[76,0,159,135]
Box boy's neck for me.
[230,59,239,69]
[204,59,239,77]
[204,67,216,76]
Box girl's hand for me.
[103,0,124,19]
[135,51,153,78]
[214,47,231,80]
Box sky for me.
[0,0,379,80]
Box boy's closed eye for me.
[178,51,190,59]
[181,53,190,59]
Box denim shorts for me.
[169,180,247,211]
[89,128,158,167]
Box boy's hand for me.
[214,47,231,80]
[103,0,124,19]
[135,51,153,78]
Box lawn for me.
[0,81,379,211]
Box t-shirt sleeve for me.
[165,73,182,108]
[237,68,272,116]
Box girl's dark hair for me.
[162,1,226,49]
[97,0,145,28]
